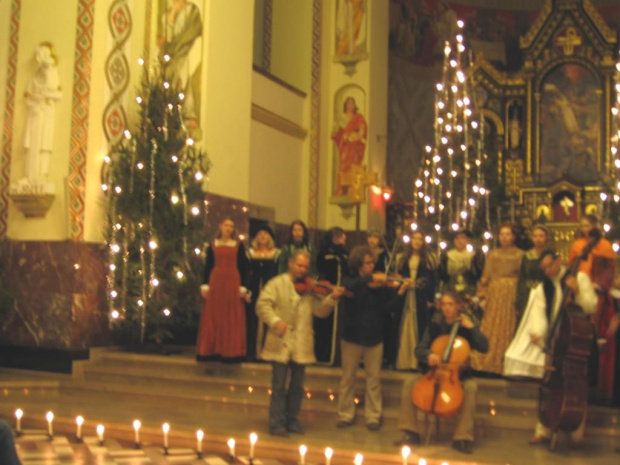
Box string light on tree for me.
[412,19,490,246]
[608,51,620,240]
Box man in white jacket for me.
[504,250,597,448]
[257,249,344,437]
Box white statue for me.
[22,43,61,185]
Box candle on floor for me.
[75,416,84,441]
[14,409,23,436]
[162,423,170,450]
[133,420,141,446]
[325,447,333,465]
[196,429,204,454]
[96,424,105,445]
[401,446,411,465]
[45,411,54,438]
[354,453,363,465]
[227,438,236,458]
[249,432,258,459]
[299,445,307,465]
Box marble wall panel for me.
[0,240,108,348]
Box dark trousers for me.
[0,420,22,465]
[269,361,306,430]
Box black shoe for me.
[393,431,421,447]
[336,419,354,429]
[287,421,305,435]
[452,440,473,454]
[269,428,289,437]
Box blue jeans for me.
[269,362,305,430]
[0,420,22,465]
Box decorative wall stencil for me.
[68,0,95,241]
[0,0,21,239]
[143,0,153,64]
[102,0,132,146]
[308,0,321,228]
[263,0,273,71]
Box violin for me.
[294,277,352,297]
[411,320,471,419]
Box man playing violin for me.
[336,246,411,431]
[256,250,345,437]
[394,292,488,454]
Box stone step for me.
[78,364,534,411]
[64,370,620,437]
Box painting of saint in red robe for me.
[332,96,367,196]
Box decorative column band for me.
[0,0,21,239]
[68,0,95,241]
[308,0,321,228]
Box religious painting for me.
[335,0,367,57]
[539,63,601,185]
[157,0,205,135]
[552,191,578,223]
[331,86,368,202]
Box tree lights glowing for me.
[103,60,211,343]
[411,20,492,247]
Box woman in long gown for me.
[246,225,280,361]
[394,231,437,370]
[197,217,249,361]
[472,224,523,375]
[515,225,551,324]
[569,215,616,403]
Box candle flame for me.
[15,409,23,419]
[162,423,170,434]
[249,432,258,444]
[197,429,204,440]
[133,419,141,430]
[76,416,84,426]
[46,411,54,422]
[325,447,334,459]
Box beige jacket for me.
[256,273,336,364]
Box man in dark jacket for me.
[336,246,409,431]
[394,291,488,454]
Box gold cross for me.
[555,27,582,56]
[340,165,378,204]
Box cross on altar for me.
[340,165,378,204]
[555,27,582,56]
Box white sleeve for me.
[525,284,549,340]
[575,272,598,315]
[256,279,283,327]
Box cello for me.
[411,319,471,419]
[538,232,600,450]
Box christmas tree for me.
[103,60,211,345]
[412,20,496,251]
[606,52,620,250]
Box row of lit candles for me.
[11,409,437,464]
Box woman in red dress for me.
[197,217,250,361]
